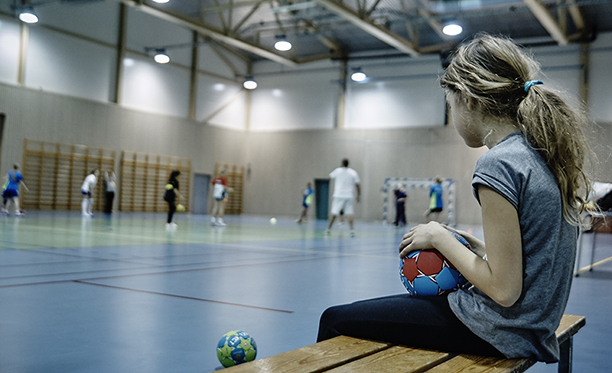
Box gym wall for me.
[1,3,611,223]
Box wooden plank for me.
[555,314,585,344]
[425,355,535,373]
[224,336,391,373]
[327,346,451,373]
[425,314,584,373]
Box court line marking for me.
[3,221,392,249]
[574,255,612,275]
[73,280,294,314]
[0,242,398,283]
[0,253,340,287]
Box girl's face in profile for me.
[448,94,484,148]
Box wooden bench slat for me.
[223,336,391,373]
[228,314,585,372]
[326,346,452,373]
[555,314,585,344]
[423,355,535,373]
[422,314,585,373]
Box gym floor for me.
[0,212,610,372]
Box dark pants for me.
[167,200,176,224]
[104,191,115,214]
[394,201,406,226]
[317,294,504,357]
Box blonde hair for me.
[440,33,592,226]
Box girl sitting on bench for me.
[318,33,594,363]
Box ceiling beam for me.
[523,0,568,45]
[410,0,452,42]
[313,0,420,56]
[566,0,585,31]
[231,2,263,34]
[117,0,298,66]
[201,0,263,13]
[366,0,382,16]
[301,19,344,53]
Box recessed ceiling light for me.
[442,23,462,36]
[351,71,366,82]
[274,40,292,51]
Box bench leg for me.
[558,336,573,373]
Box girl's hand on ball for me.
[441,224,486,258]
[399,222,447,258]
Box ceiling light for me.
[152,0,170,3]
[275,40,292,51]
[274,35,292,51]
[442,23,462,36]
[350,69,367,82]
[243,77,258,90]
[154,49,170,64]
[18,6,38,24]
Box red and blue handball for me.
[400,230,471,296]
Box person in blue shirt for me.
[424,177,443,222]
[2,163,29,216]
[296,182,313,224]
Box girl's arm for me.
[399,185,523,307]
[442,225,486,259]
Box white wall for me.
[249,67,339,131]
[196,75,245,128]
[345,57,445,129]
[26,26,116,103]
[0,17,20,85]
[0,7,249,126]
[121,54,190,117]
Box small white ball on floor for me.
[270,218,277,225]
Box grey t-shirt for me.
[448,132,577,362]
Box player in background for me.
[425,177,443,222]
[2,163,29,216]
[296,182,313,224]
[325,159,360,237]
[164,170,182,230]
[104,171,116,214]
[394,186,407,228]
[81,170,99,217]
[211,168,232,227]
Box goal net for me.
[382,177,457,226]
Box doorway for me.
[314,178,330,220]
[192,173,211,214]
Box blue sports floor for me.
[0,212,610,372]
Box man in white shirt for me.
[326,159,360,236]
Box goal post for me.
[382,177,457,227]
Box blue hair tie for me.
[524,80,543,92]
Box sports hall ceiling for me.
[120,0,612,66]
[9,0,612,66]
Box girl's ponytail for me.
[517,87,592,225]
[441,33,593,226]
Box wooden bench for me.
[224,314,585,373]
